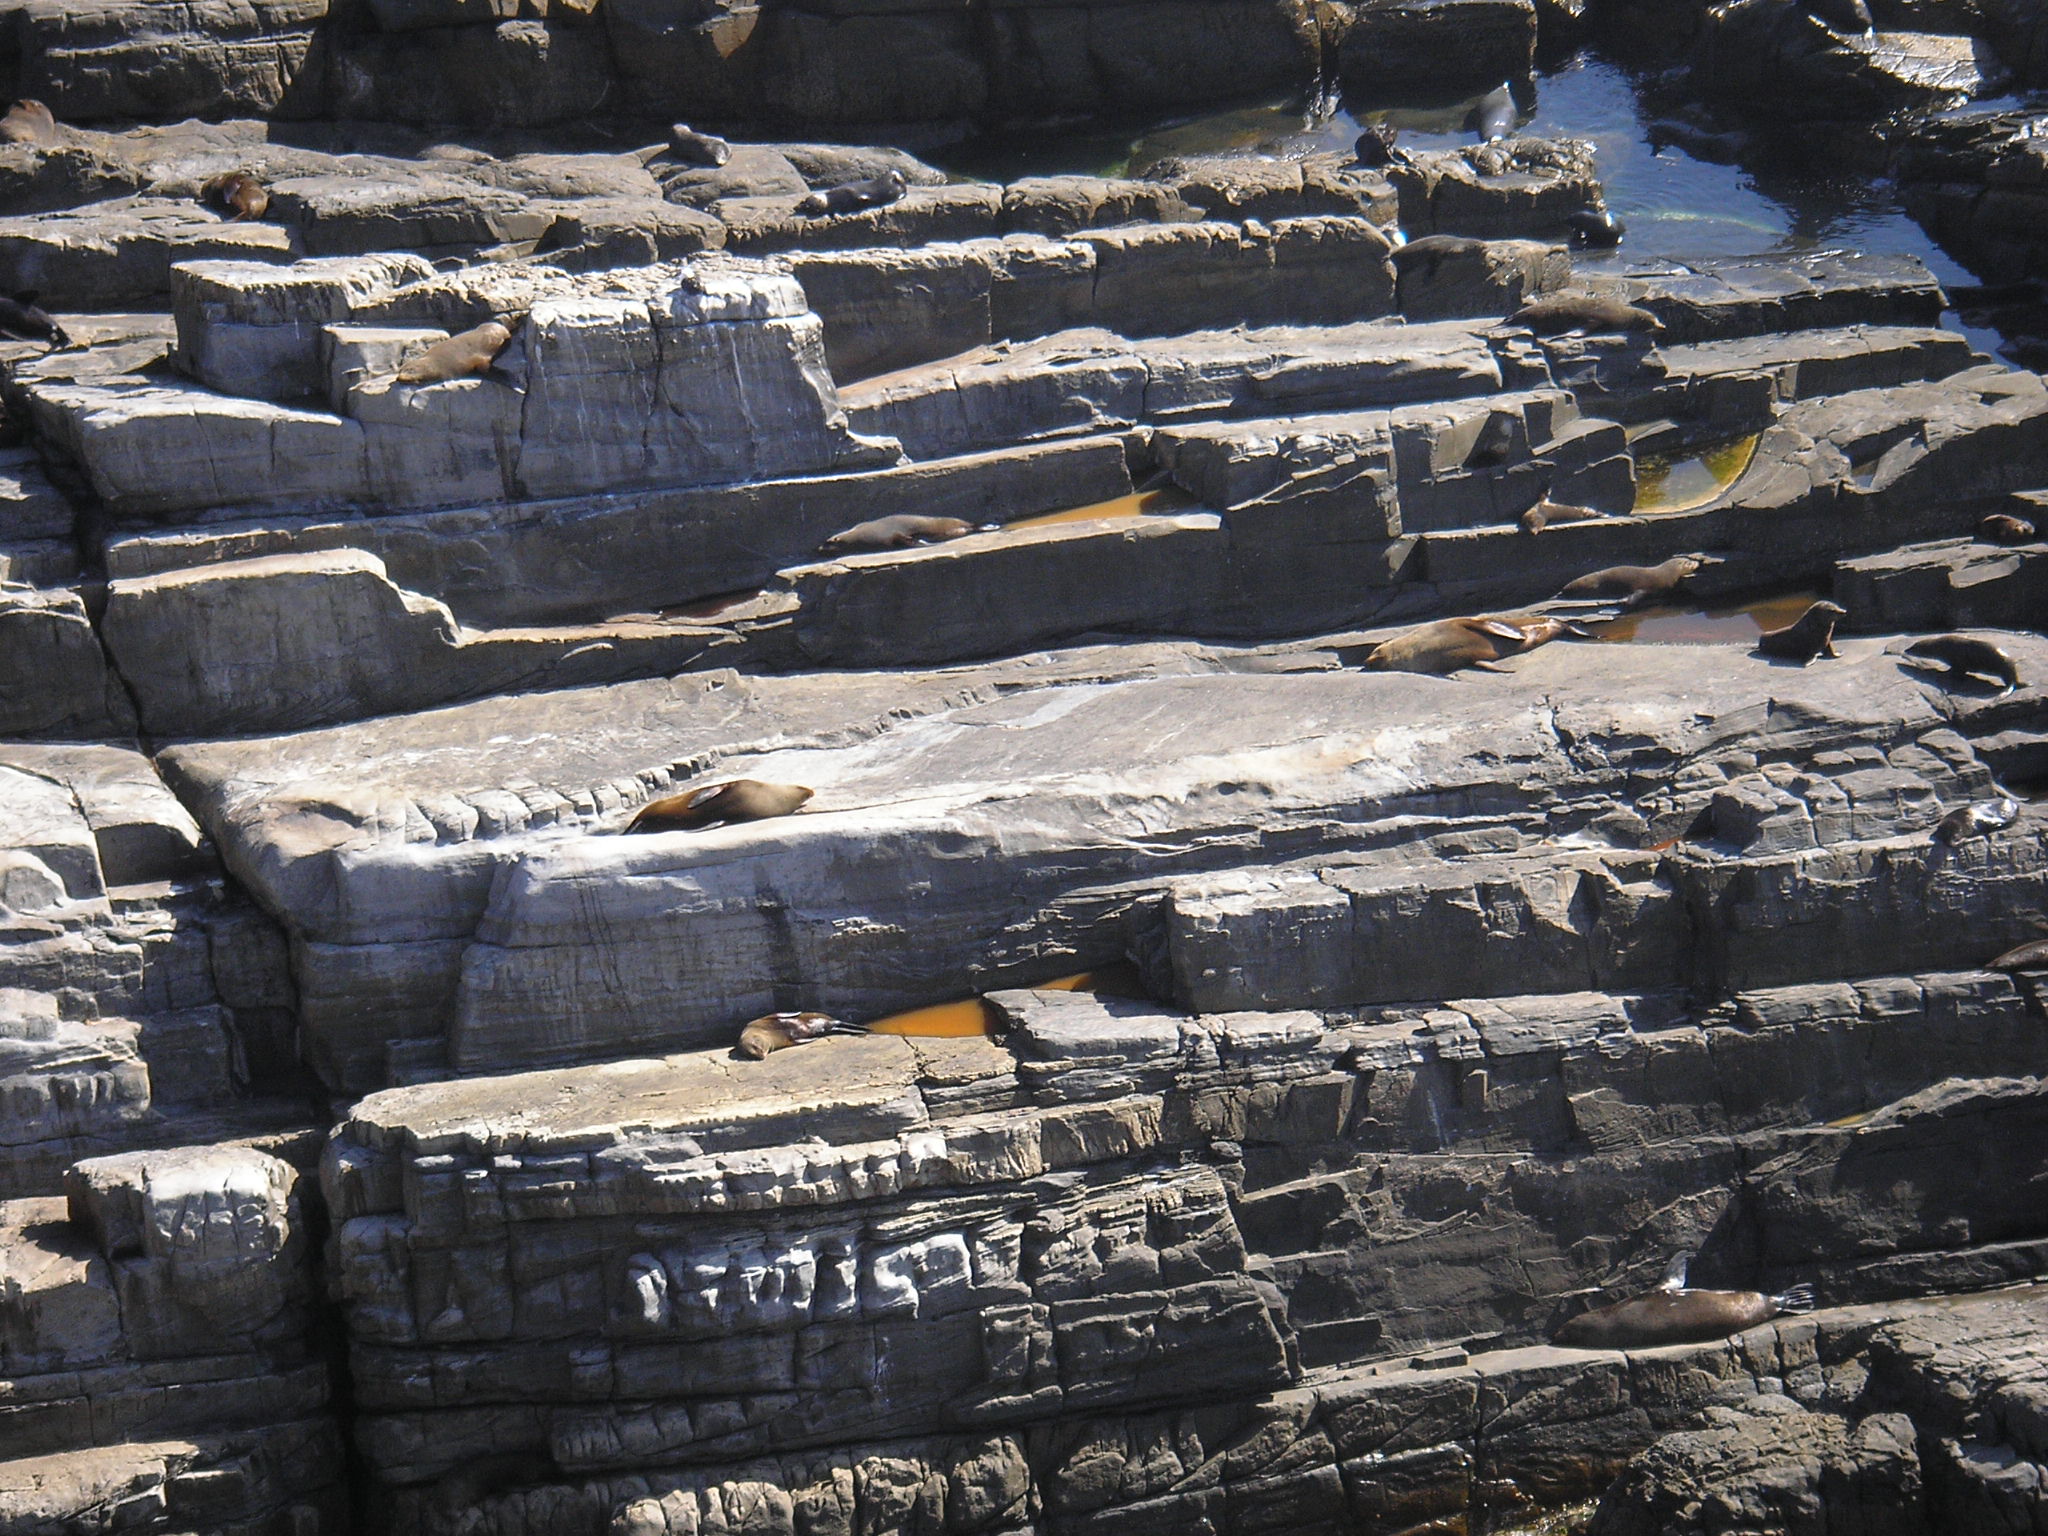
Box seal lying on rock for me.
[1558,554,1718,603]
[666,123,732,168]
[1554,1252,1815,1349]
[1754,600,1846,663]
[1901,635,2021,694]
[0,292,69,348]
[822,514,978,552]
[1364,614,1585,675]
[627,780,814,833]
[0,99,57,145]
[1990,926,2048,971]
[1510,293,1665,335]
[1933,797,2019,846]
[1519,497,1616,533]
[395,320,514,385]
[796,170,907,218]
[1977,513,2037,545]
[200,170,269,221]
[736,1011,868,1059]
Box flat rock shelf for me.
[1,1,2047,1533]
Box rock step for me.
[154,632,2048,1091]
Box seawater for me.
[936,50,2029,362]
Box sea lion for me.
[0,99,57,146]
[200,170,269,222]
[1520,498,1615,533]
[1566,208,1626,249]
[394,320,514,385]
[1468,82,1517,142]
[1990,934,2048,971]
[1933,797,2019,845]
[1558,554,1718,603]
[1363,613,1585,676]
[0,292,69,348]
[821,514,976,553]
[666,123,732,168]
[1352,123,1409,168]
[735,1011,868,1059]
[1977,513,2038,545]
[1901,634,2022,693]
[626,779,814,833]
[795,169,907,218]
[1554,1252,1814,1350]
[1465,410,1519,469]
[1510,293,1665,335]
[1754,600,1847,663]
[1391,234,1488,282]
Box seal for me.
[1391,234,1487,283]
[1754,599,1846,663]
[200,169,269,222]
[1566,208,1625,249]
[1363,613,1585,676]
[796,169,907,218]
[1520,498,1615,533]
[1977,513,2038,545]
[1468,82,1516,142]
[0,291,69,348]
[1510,293,1665,335]
[821,514,977,553]
[666,123,732,168]
[1554,1252,1815,1350]
[1465,409,1519,468]
[0,99,57,146]
[1901,634,2021,694]
[735,1011,868,1060]
[1557,553,1718,603]
[626,779,814,833]
[1990,930,2048,971]
[1352,123,1410,168]
[395,320,514,385]
[1933,797,2019,846]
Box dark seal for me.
[1566,208,1625,249]
[0,291,69,348]
[666,123,732,168]
[1977,513,2037,545]
[796,169,907,218]
[1558,553,1717,603]
[1511,293,1665,335]
[821,514,977,552]
[1901,634,2021,694]
[1468,82,1516,142]
[1754,600,1846,663]
[1352,123,1409,168]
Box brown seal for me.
[1901,634,2021,693]
[1510,293,1665,335]
[1977,513,2038,545]
[627,779,814,833]
[735,1011,868,1059]
[1520,498,1614,534]
[821,514,976,553]
[1558,553,1717,602]
[1554,1252,1814,1349]
[1990,935,2048,971]
[0,99,57,146]
[1352,123,1409,168]
[796,169,907,218]
[1933,797,2019,846]
[395,320,514,385]
[200,170,269,222]
[1754,600,1846,663]
[666,123,732,168]
[1364,613,1584,676]
[1390,234,1488,281]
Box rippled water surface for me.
[937,51,2025,359]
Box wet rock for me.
[1337,0,1538,95]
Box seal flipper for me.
[1770,1283,1815,1314]
[1658,1250,1694,1291]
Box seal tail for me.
[1771,1283,1816,1314]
